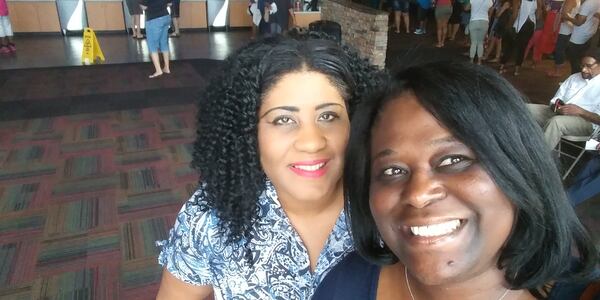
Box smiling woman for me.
[312,61,599,300]
[155,33,384,300]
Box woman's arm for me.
[509,0,520,28]
[156,269,214,300]
[561,0,575,19]
[535,0,543,20]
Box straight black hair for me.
[345,61,598,297]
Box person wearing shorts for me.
[434,0,453,46]
[448,0,463,39]
[391,0,410,33]
[140,0,172,78]
[125,0,144,39]
[416,0,432,34]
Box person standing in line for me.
[169,0,181,37]
[564,0,600,74]
[467,0,493,63]
[448,0,464,40]
[415,0,433,34]
[547,0,580,76]
[259,0,277,36]
[273,0,290,33]
[499,0,543,75]
[391,0,410,33]
[140,0,172,78]
[126,0,144,39]
[0,0,16,54]
[434,0,454,47]
[522,3,547,68]
[249,0,261,39]
[484,0,511,62]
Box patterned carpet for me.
[0,105,199,299]
[1,51,598,300]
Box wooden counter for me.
[228,0,252,27]
[7,0,61,33]
[85,0,125,31]
[180,0,207,29]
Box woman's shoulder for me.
[172,183,275,238]
[312,251,381,300]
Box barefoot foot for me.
[149,71,163,78]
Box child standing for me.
[0,0,15,54]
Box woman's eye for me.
[272,116,295,125]
[381,167,407,177]
[318,112,339,122]
[438,155,473,169]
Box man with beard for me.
[527,50,600,149]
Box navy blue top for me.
[140,0,171,21]
[313,251,600,300]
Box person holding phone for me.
[527,50,600,149]
[312,60,599,300]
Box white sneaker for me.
[414,28,424,35]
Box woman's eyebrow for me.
[427,136,460,147]
[315,103,345,110]
[372,148,396,161]
[259,106,299,118]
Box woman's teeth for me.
[410,219,461,237]
[293,163,325,171]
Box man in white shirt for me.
[527,51,600,149]
[565,0,600,73]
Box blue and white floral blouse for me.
[157,181,354,300]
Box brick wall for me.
[321,0,388,68]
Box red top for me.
[0,0,8,16]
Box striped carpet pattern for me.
[0,105,199,299]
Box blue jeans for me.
[146,15,171,53]
[567,155,600,206]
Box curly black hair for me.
[191,33,384,259]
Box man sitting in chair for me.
[527,50,600,149]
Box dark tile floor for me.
[0,30,252,70]
[4,26,597,105]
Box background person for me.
[527,50,600,149]
[434,0,453,47]
[391,0,410,33]
[126,0,144,39]
[499,0,543,75]
[547,0,580,77]
[140,0,172,78]
[169,0,181,37]
[564,0,600,74]
[467,0,493,63]
[484,0,511,62]
[0,0,15,54]
[155,34,383,300]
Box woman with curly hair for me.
[156,34,383,299]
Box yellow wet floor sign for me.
[82,27,105,65]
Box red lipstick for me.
[289,159,329,178]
